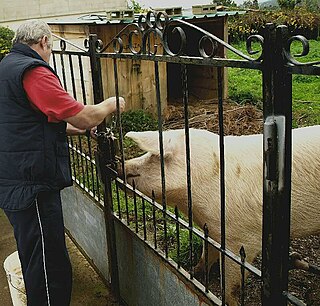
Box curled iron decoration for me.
[95,39,104,52]
[176,19,263,61]
[199,35,219,58]
[60,39,66,51]
[162,25,187,56]
[99,11,168,55]
[128,30,142,54]
[142,27,163,55]
[99,23,143,54]
[112,37,124,54]
[98,10,264,61]
[284,35,320,66]
[246,35,264,62]
[52,33,87,52]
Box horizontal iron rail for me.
[115,177,262,278]
[52,33,88,52]
[283,292,306,306]
[52,50,89,56]
[97,52,263,70]
[287,64,320,76]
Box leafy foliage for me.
[0,26,14,59]
[277,0,298,9]
[228,9,320,43]
[242,0,259,9]
[121,109,158,134]
[213,0,238,7]
[127,0,144,13]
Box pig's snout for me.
[117,161,141,184]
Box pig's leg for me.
[224,247,260,306]
[194,244,219,279]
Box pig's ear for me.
[125,131,175,156]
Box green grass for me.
[228,40,320,127]
[111,182,203,269]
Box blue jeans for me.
[4,190,72,306]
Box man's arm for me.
[23,67,125,129]
[64,96,125,130]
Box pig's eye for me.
[126,173,141,179]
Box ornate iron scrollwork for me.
[52,15,320,67]
[284,35,320,66]
[98,10,264,62]
[52,33,87,52]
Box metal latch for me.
[264,116,286,191]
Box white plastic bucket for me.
[3,251,27,306]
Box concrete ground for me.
[0,210,119,306]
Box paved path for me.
[0,210,119,306]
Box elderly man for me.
[0,20,125,306]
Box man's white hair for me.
[13,19,52,47]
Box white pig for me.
[123,126,320,305]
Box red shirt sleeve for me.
[23,66,84,123]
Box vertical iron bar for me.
[68,54,77,99]
[262,24,293,306]
[142,198,147,241]
[69,138,76,180]
[69,54,86,189]
[75,143,80,181]
[89,34,104,199]
[113,58,129,225]
[87,137,96,196]
[175,206,181,269]
[59,53,67,90]
[89,34,120,299]
[152,191,157,249]
[95,154,101,201]
[115,181,122,219]
[133,180,138,233]
[52,53,57,72]
[78,55,87,105]
[217,66,226,304]
[181,63,194,279]
[154,60,168,258]
[78,55,91,192]
[240,246,246,306]
[204,224,209,293]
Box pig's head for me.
[123,129,188,204]
[122,128,219,210]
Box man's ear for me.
[39,36,50,49]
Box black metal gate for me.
[51,12,320,306]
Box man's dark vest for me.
[0,43,72,211]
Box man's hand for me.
[64,96,126,130]
[104,96,125,114]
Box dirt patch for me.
[164,98,263,135]
[164,99,320,305]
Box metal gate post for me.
[88,34,120,299]
[261,24,293,306]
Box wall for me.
[61,185,220,306]
[0,0,126,27]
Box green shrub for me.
[120,110,158,159]
[228,9,320,43]
[121,109,158,134]
[0,26,14,60]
